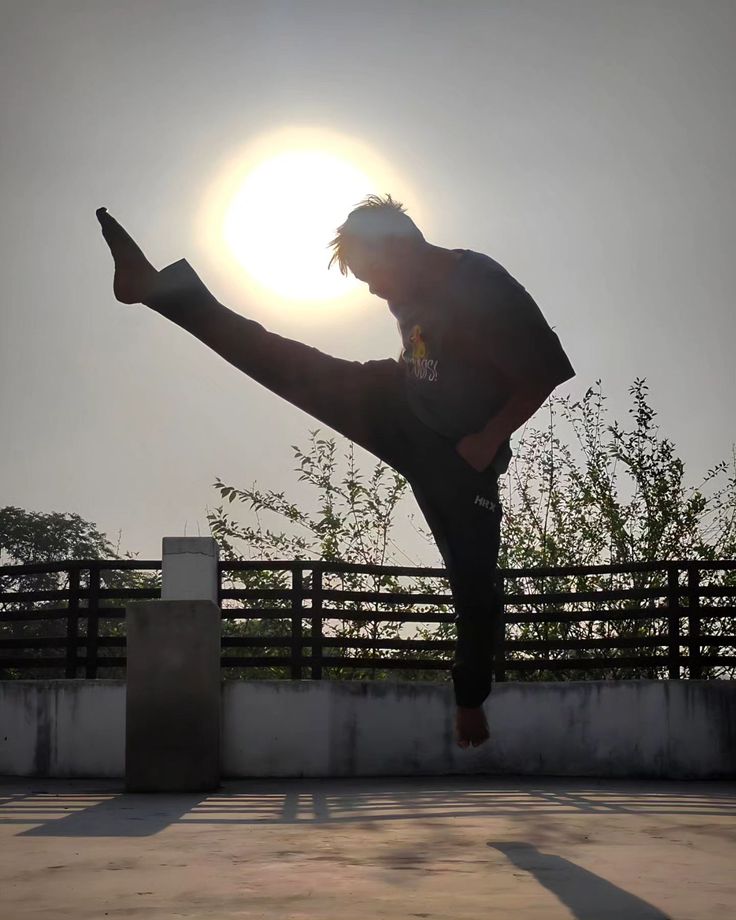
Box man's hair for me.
[328,193,424,276]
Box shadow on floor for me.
[1,778,704,920]
[489,841,671,920]
[2,775,734,839]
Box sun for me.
[200,127,420,308]
[223,149,370,301]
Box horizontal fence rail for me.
[1,557,734,682]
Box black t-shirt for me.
[388,249,575,474]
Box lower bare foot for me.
[96,207,159,304]
[455,705,490,749]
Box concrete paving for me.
[1,775,734,919]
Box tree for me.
[209,378,736,682]
[0,507,159,678]
[499,378,736,569]
[497,379,735,681]
[0,506,121,565]
[208,432,451,682]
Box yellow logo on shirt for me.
[409,324,427,360]
[406,324,438,382]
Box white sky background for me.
[1,0,734,564]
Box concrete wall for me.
[0,680,125,778]
[1,679,734,780]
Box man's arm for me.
[457,277,575,472]
[457,375,563,472]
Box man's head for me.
[328,194,426,302]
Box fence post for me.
[291,567,304,680]
[311,568,323,680]
[65,567,80,679]
[493,574,507,683]
[666,565,682,680]
[85,565,100,679]
[125,537,221,792]
[688,565,702,680]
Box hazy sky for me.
[1,0,735,563]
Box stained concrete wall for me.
[1,679,734,779]
[0,680,125,778]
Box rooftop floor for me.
[1,775,735,919]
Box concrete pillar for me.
[161,536,219,603]
[126,599,221,792]
[126,539,221,792]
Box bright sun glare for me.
[202,128,418,307]
[224,150,369,301]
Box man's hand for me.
[456,430,503,472]
[457,381,560,473]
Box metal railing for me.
[1,557,734,681]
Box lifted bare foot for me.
[96,207,159,304]
[455,706,490,749]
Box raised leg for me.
[97,208,411,470]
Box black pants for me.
[146,260,503,708]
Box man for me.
[97,194,575,749]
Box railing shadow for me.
[4,776,727,920]
[6,787,206,837]
[3,775,734,837]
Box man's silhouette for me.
[97,194,575,749]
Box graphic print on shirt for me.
[407,324,439,382]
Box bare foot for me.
[455,706,490,749]
[96,207,159,304]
